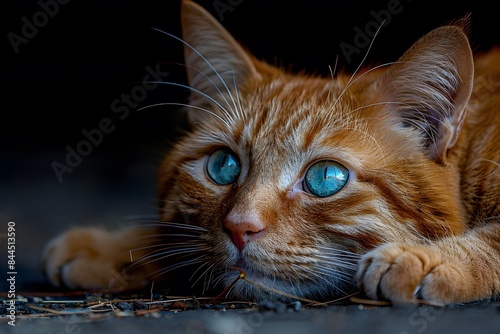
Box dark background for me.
[1,0,499,289]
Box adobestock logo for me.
[212,0,245,21]
[51,64,170,183]
[339,0,411,64]
[7,0,72,54]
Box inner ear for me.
[373,23,474,164]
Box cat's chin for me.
[220,262,351,302]
[224,273,348,303]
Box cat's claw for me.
[356,243,468,304]
[413,284,423,299]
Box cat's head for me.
[156,0,473,301]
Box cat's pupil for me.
[304,161,349,197]
[206,148,241,185]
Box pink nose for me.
[223,219,264,252]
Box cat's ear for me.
[373,23,474,164]
[181,0,260,124]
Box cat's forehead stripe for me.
[243,79,340,150]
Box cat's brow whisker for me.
[344,101,406,116]
[329,61,401,116]
[475,159,500,181]
[348,19,386,85]
[339,126,388,166]
[328,54,339,80]
[231,71,245,122]
[150,27,240,119]
[480,159,500,168]
[138,89,232,130]
[324,55,340,103]
[169,62,240,121]
[332,20,387,111]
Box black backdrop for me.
[3,0,499,148]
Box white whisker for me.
[150,28,240,119]
[189,261,213,285]
[130,247,207,269]
[138,85,233,130]
[332,20,387,111]
[146,257,207,282]
[231,71,245,122]
[174,62,240,122]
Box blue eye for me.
[206,148,241,185]
[304,160,349,197]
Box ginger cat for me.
[42,0,500,305]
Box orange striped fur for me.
[43,1,499,304]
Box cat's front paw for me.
[356,243,468,304]
[42,227,128,290]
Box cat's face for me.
[156,1,472,301]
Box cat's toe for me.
[356,243,444,304]
[417,262,468,303]
[42,228,121,289]
[42,236,65,287]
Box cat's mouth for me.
[216,247,359,301]
[220,256,314,301]
[228,257,287,288]
[223,261,296,301]
[232,258,266,281]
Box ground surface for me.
[2,288,500,334]
[3,298,500,334]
